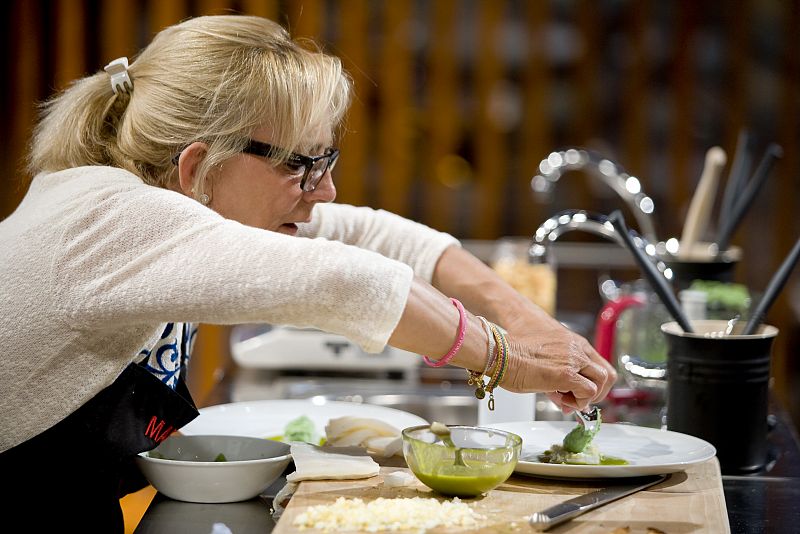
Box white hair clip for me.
[104,57,132,95]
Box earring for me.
[200,193,210,205]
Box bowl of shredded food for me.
[136,434,291,503]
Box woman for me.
[0,15,615,530]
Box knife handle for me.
[528,474,666,531]
[529,502,586,530]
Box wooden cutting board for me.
[273,458,729,533]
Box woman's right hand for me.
[389,274,616,413]
[427,245,616,412]
[499,326,616,413]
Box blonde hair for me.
[27,15,352,198]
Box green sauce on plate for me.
[599,455,628,465]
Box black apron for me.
[0,361,199,533]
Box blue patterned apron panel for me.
[138,322,198,389]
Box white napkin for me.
[285,443,380,482]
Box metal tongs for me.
[573,406,600,434]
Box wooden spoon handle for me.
[679,146,727,259]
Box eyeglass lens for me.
[303,152,339,192]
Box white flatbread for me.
[285,443,380,482]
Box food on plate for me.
[283,415,321,444]
[538,410,629,465]
[292,496,485,532]
[266,415,325,445]
[266,414,403,454]
[213,453,227,462]
[562,414,600,454]
[324,416,403,457]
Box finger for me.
[546,392,568,412]
[579,362,611,403]
[565,370,598,401]
[579,361,607,386]
[595,359,617,401]
[551,391,581,413]
[582,340,617,401]
[567,393,593,412]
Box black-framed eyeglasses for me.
[242,140,340,193]
[171,140,340,193]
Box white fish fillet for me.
[324,416,404,456]
[326,428,380,447]
[365,435,403,457]
[324,416,400,438]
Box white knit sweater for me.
[0,166,459,451]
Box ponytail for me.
[27,72,130,174]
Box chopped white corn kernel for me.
[292,496,485,532]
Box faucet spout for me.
[531,149,658,243]
[530,210,672,283]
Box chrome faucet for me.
[531,149,658,243]
[530,210,673,388]
[529,209,672,282]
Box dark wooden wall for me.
[3,0,799,427]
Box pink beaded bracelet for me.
[422,298,467,368]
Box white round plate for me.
[181,399,428,439]
[485,421,716,478]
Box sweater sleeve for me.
[52,182,413,353]
[296,203,460,283]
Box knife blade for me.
[528,474,667,531]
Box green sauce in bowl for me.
[412,462,517,496]
[402,425,522,498]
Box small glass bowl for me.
[402,425,522,497]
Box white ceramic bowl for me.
[136,434,291,503]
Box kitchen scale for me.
[230,324,421,377]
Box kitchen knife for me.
[528,474,667,531]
